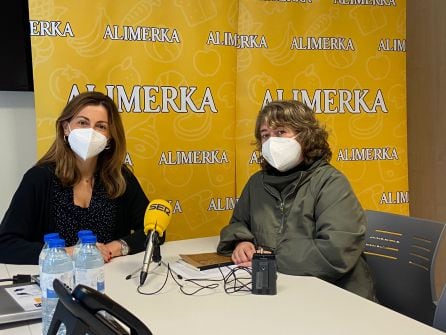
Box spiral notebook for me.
[0,282,42,324]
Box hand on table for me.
[96,242,113,263]
[232,241,256,267]
[66,244,111,262]
[67,241,124,263]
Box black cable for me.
[13,274,32,284]
[136,265,170,295]
[178,275,220,296]
[135,263,253,296]
[170,264,252,295]
[222,266,252,294]
[0,275,33,284]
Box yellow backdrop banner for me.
[29,0,407,241]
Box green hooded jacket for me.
[217,159,375,299]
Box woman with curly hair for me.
[217,100,375,299]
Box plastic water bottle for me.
[41,238,74,335]
[38,233,60,277]
[72,229,93,260]
[74,234,105,293]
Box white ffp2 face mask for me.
[261,137,303,172]
[68,128,108,161]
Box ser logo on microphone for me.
[149,203,171,216]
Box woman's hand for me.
[67,244,113,263]
[232,241,256,267]
[105,240,125,258]
[65,246,74,257]
[96,242,113,263]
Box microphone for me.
[139,199,172,286]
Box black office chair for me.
[47,279,152,335]
[364,210,446,325]
[434,285,446,331]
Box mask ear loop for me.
[104,135,112,150]
[63,123,72,144]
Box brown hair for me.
[37,91,128,198]
[254,100,332,169]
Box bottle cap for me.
[48,238,66,248]
[81,235,97,244]
[77,230,93,238]
[43,232,60,243]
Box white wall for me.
[0,91,36,219]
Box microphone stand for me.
[125,266,142,280]
[153,241,161,263]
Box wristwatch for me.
[119,239,129,256]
